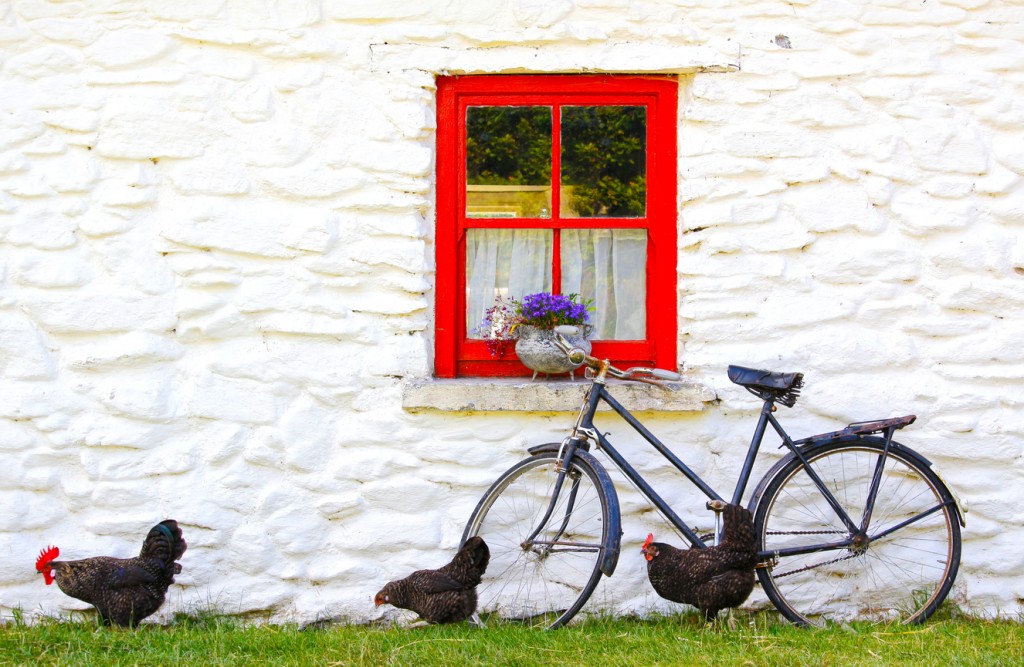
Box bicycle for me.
[461,328,965,629]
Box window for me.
[435,75,678,377]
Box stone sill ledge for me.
[402,377,717,413]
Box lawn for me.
[1,610,1021,667]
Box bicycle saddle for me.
[727,365,805,407]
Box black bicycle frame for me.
[570,380,861,557]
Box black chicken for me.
[642,503,758,621]
[35,519,187,627]
[374,536,489,624]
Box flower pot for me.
[515,324,593,380]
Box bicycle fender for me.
[527,442,622,576]
[748,436,966,528]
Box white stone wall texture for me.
[0,0,1021,623]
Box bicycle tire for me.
[752,438,962,626]
[462,450,612,629]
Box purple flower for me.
[475,292,593,358]
[519,292,590,329]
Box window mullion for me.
[552,104,562,295]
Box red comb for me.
[36,546,59,585]
[641,533,653,550]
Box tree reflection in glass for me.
[466,106,552,219]
[561,106,646,218]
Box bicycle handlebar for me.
[551,326,683,385]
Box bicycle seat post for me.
[706,499,727,546]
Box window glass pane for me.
[560,106,646,218]
[466,106,552,219]
[561,229,646,340]
[466,228,553,338]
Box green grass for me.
[1,610,1021,667]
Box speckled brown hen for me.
[642,504,758,621]
[374,536,489,624]
[36,520,187,627]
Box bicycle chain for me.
[772,551,860,579]
[763,529,857,578]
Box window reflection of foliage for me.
[466,107,552,185]
[562,106,646,217]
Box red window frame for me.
[435,74,678,378]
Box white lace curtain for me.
[466,228,646,340]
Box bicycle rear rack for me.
[795,415,916,446]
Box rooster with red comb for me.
[35,520,187,627]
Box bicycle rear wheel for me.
[462,450,611,629]
[753,439,961,626]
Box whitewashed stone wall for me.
[0,0,1021,623]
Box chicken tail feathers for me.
[720,505,757,554]
[462,536,490,574]
[440,536,490,587]
[35,545,59,585]
[139,520,187,567]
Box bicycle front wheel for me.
[753,439,961,626]
[462,450,611,629]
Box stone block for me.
[147,0,228,21]
[277,396,336,473]
[67,413,178,449]
[905,118,989,175]
[324,0,429,21]
[265,506,327,556]
[232,120,311,168]
[783,182,885,234]
[347,237,427,273]
[85,371,177,421]
[89,481,162,509]
[43,154,100,193]
[6,45,84,79]
[890,189,979,236]
[256,163,362,199]
[344,512,443,556]
[253,311,366,337]
[234,275,305,313]
[719,126,818,159]
[804,233,921,284]
[95,97,213,159]
[62,332,183,371]
[330,446,421,482]
[0,490,65,531]
[206,336,364,389]
[85,30,176,69]
[0,152,29,175]
[186,373,281,424]
[225,520,281,576]
[935,277,1024,314]
[168,155,250,195]
[0,309,52,379]
[345,140,433,177]
[30,18,104,46]
[315,492,366,522]
[861,6,966,27]
[160,201,334,258]
[175,288,238,315]
[22,290,175,333]
[4,206,78,252]
[75,207,137,237]
[0,420,38,452]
